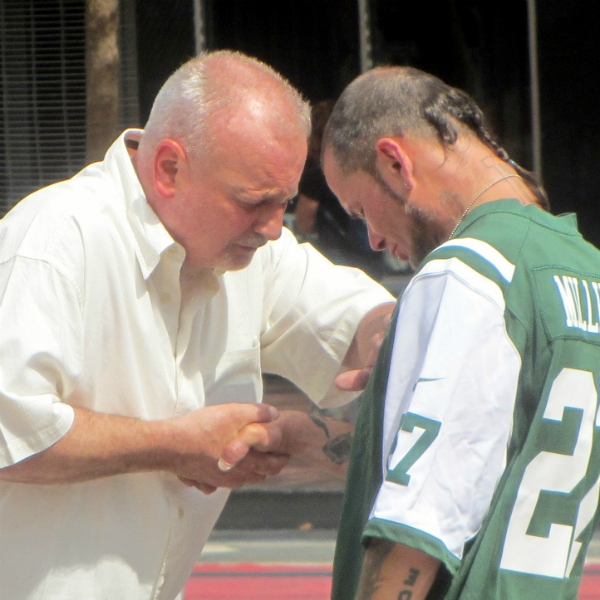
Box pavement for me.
[184,527,600,600]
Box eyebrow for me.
[236,188,298,204]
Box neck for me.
[448,173,523,239]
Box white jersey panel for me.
[371,259,522,559]
[439,238,516,282]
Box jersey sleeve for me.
[364,255,522,573]
[0,255,79,467]
[259,228,394,407]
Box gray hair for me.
[324,66,549,209]
[143,50,311,157]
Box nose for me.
[253,202,285,241]
[367,223,387,251]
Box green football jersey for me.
[333,199,600,599]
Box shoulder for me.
[0,165,126,283]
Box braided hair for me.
[324,66,549,210]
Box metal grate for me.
[0,0,87,216]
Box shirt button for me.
[160,293,171,304]
[168,246,178,255]
[178,507,184,519]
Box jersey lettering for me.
[554,275,600,333]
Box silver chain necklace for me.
[448,174,522,239]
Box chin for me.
[218,253,256,272]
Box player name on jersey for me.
[554,274,600,333]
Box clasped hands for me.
[181,305,392,494]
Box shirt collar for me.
[102,129,184,279]
[458,198,579,238]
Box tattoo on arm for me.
[322,432,353,465]
[310,407,354,465]
[397,567,420,599]
[356,539,395,600]
[357,539,426,600]
[309,412,330,439]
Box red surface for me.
[580,565,600,599]
[185,562,600,599]
[184,564,332,600]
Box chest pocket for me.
[205,342,263,406]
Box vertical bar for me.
[193,0,206,55]
[527,0,542,180]
[358,0,373,73]
[86,0,120,162]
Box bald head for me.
[140,50,310,160]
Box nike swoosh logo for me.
[413,377,443,391]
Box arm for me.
[355,538,439,600]
[337,302,395,391]
[0,403,287,493]
[219,407,354,478]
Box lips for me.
[234,237,267,252]
[391,244,409,261]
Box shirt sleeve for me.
[259,228,395,408]
[0,256,79,466]
[364,257,522,570]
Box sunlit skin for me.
[323,148,447,270]
[323,132,539,270]
[137,99,307,272]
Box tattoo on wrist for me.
[309,412,330,439]
[322,432,353,465]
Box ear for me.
[375,137,414,194]
[153,139,187,199]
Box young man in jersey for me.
[316,66,600,599]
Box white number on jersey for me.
[386,412,441,487]
[500,368,600,578]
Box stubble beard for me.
[373,170,447,269]
[219,234,268,272]
[404,203,448,269]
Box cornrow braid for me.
[422,84,550,211]
[325,66,549,211]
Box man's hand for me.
[217,409,355,480]
[337,302,395,391]
[0,402,288,491]
[170,403,290,494]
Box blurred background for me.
[3,0,600,265]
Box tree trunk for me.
[86,0,120,163]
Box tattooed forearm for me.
[397,567,420,599]
[356,539,437,600]
[309,412,330,439]
[355,539,395,600]
[309,407,354,465]
[322,432,353,465]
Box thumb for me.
[218,422,273,471]
[232,403,279,428]
[334,367,373,392]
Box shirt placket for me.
[153,270,219,598]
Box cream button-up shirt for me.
[0,131,393,599]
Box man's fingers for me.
[247,451,290,477]
[217,458,234,472]
[196,482,218,494]
[177,476,217,494]
[219,422,273,469]
[235,403,279,427]
[335,367,373,391]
